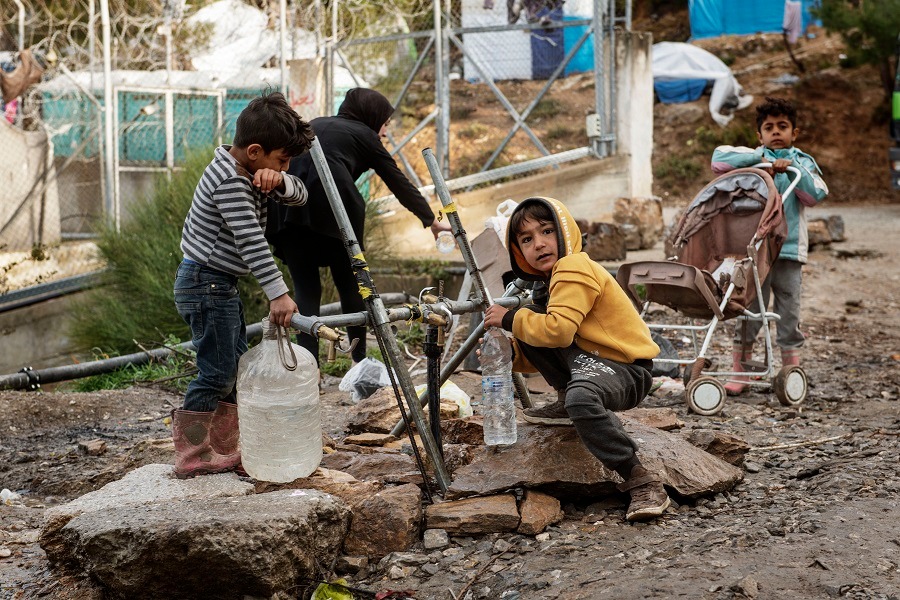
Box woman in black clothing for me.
[267,88,451,364]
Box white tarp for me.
[651,41,753,127]
[461,0,532,82]
[0,119,60,251]
[186,0,316,76]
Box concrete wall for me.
[0,293,83,374]
[616,31,654,199]
[372,30,654,260]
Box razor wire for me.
[1,0,625,300]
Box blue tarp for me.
[688,0,819,39]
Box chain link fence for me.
[1,0,626,305]
[1,0,174,301]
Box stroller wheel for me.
[685,376,726,416]
[774,365,808,406]
[682,357,713,388]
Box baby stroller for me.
[617,165,803,415]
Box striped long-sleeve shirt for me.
[180,145,307,299]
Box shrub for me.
[458,122,488,139]
[68,148,286,354]
[69,147,406,369]
[545,125,576,141]
[692,123,758,155]
[530,98,563,119]
[654,154,702,183]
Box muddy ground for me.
[1,204,898,600]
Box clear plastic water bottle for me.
[435,230,456,254]
[237,319,322,482]
[479,327,517,446]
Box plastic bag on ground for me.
[339,357,391,403]
[414,379,473,418]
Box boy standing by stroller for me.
[484,197,669,522]
[173,91,315,478]
[711,96,828,395]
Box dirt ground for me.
[2,7,900,599]
[1,202,898,600]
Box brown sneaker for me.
[617,465,671,522]
[522,392,572,426]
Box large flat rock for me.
[447,417,743,500]
[51,489,349,599]
[41,463,254,561]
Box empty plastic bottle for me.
[237,318,322,482]
[435,230,456,254]
[479,327,517,445]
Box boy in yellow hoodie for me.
[484,197,670,521]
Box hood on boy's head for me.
[506,196,582,281]
[337,88,394,133]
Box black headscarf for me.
[337,88,394,133]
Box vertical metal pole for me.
[423,148,493,306]
[89,0,96,90]
[325,0,338,116]
[280,0,289,97]
[625,0,632,31]
[163,14,173,85]
[13,0,24,50]
[90,0,105,221]
[433,0,446,175]
[608,0,617,155]
[308,138,451,493]
[216,91,224,146]
[12,0,25,127]
[165,90,175,175]
[591,0,606,158]
[100,0,117,230]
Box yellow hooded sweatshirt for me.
[505,197,659,372]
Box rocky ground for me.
[1,204,897,600]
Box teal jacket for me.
[711,145,828,263]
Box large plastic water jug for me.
[237,318,321,482]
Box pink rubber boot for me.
[172,409,238,479]
[209,401,242,473]
[724,346,751,396]
[781,348,801,367]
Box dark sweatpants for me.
[516,338,653,479]
[278,231,367,364]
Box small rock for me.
[731,574,759,598]
[79,438,107,456]
[334,555,368,575]
[388,565,406,580]
[423,528,450,550]
[0,548,12,558]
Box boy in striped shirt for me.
[173,91,314,478]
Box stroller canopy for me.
[669,168,785,253]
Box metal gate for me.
[325,0,630,191]
[112,87,225,230]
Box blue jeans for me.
[174,260,247,412]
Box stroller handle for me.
[751,163,802,202]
